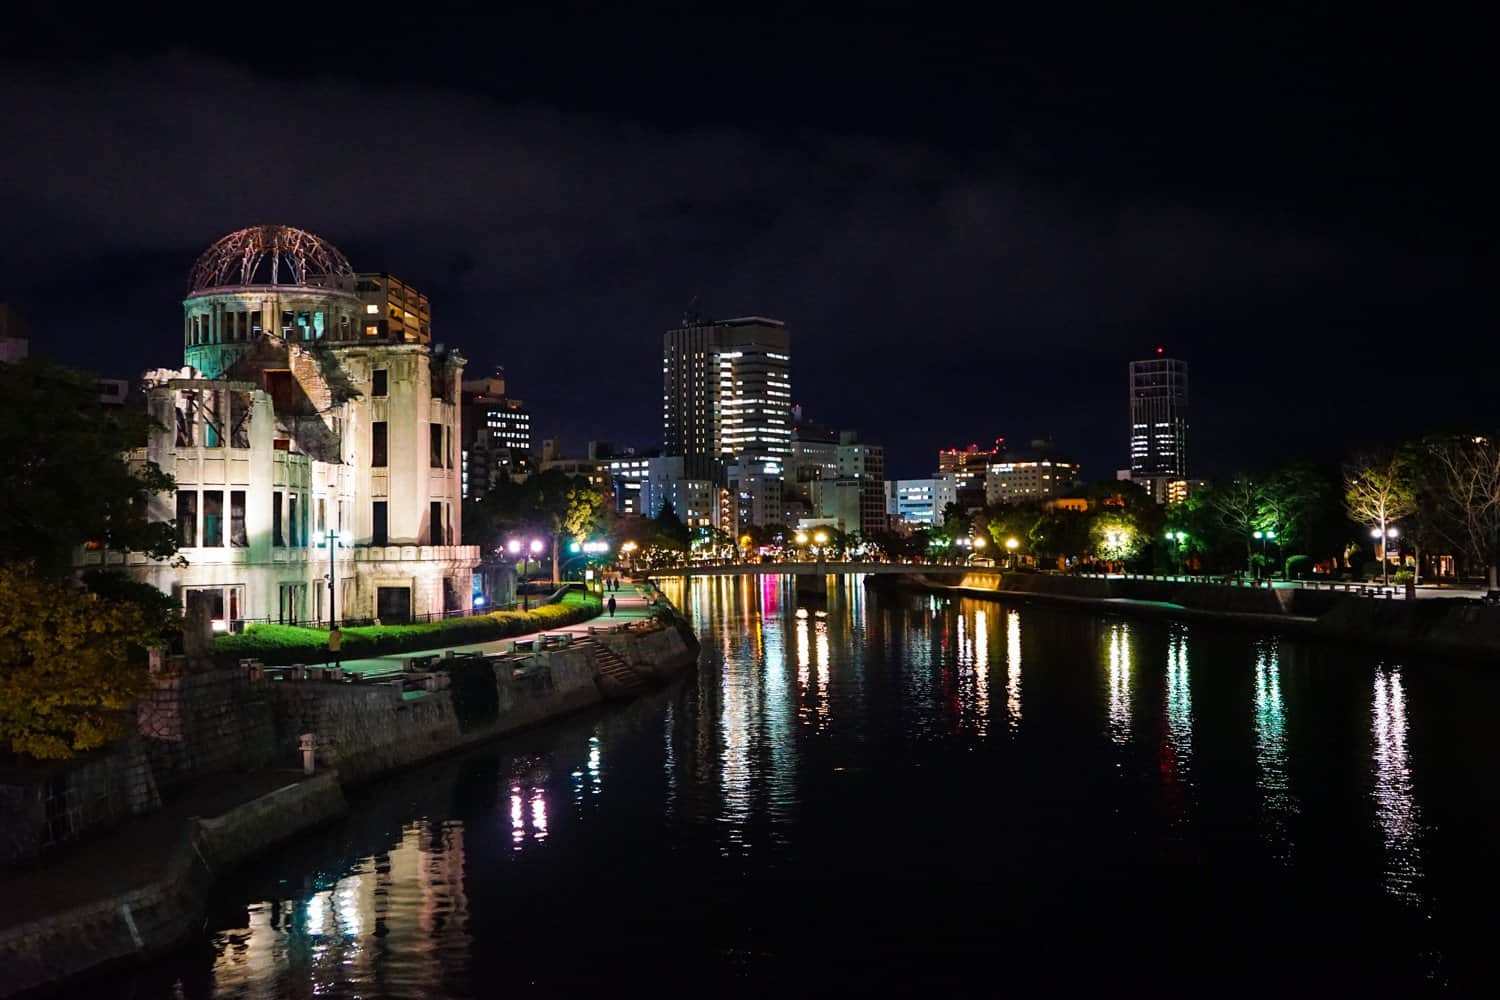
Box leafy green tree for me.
[0,358,177,574]
[1344,452,1417,585]
[0,564,158,759]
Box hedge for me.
[215,593,603,665]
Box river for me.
[107,574,1499,995]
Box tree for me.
[1344,452,1417,585]
[0,358,177,574]
[562,485,610,546]
[1090,514,1144,565]
[0,564,157,759]
[1420,434,1500,590]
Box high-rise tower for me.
[1129,351,1188,478]
[661,316,792,464]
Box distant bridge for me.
[645,562,976,578]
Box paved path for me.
[338,583,656,676]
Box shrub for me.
[216,594,603,665]
[0,564,156,759]
[1393,569,1415,586]
[1284,554,1313,580]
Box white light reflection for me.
[1372,666,1423,901]
[1107,623,1132,744]
[1253,641,1296,860]
[972,608,990,734]
[530,788,548,841]
[1005,610,1022,732]
[1165,626,1192,777]
[510,785,524,849]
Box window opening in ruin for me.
[202,392,222,448]
[176,491,197,547]
[184,587,223,625]
[281,310,296,338]
[176,393,195,446]
[372,369,388,397]
[430,423,443,467]
[364,323,380,337]
[272,491,284,547]
[372,501,389,545]
[230,392,251,448]
[288,494,300,547]
[203,491,224,547]
[430,500,444,545]
[372,421,388,467]
[316,497,326,537]
[230,491,247,547]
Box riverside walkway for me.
[337,583,656,677]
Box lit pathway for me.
[337,583,656,677]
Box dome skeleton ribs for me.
[188,225,355,294]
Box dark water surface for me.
[112,576,1500,996]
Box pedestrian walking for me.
[327,625,342,669]
[607,595,617,617]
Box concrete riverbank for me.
[0,589,699,998]
[873,570,1500,658]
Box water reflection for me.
[1005,610,1022,732]
[1164,626,1192,779]
[1106,623,1133,744]
[1372,666,1423,901]
[1253,641,1296,859]
[124,574,1487,996]
[207,821,470,997]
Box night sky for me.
[0,6,1488,480]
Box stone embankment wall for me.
[887,571,1500,656]
[0,736,161,867]
[0,616,701,997]
[0,774,347,998]
[138,660,285,788]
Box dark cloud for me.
[0,13,1489,479]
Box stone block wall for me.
[271,682,461,784]
[0,735,160,866]
[137,665,287,787]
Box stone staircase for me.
[576,637,647,697]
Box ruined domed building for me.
[79,225,478,627]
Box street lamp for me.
[621,540,638,575]
[1252,529,1277,582]
[1005,536,1019,569]
[1371,526,1398,586]
[1164,530,1188,575]
[314,526,353,627]
[508,537,544,609]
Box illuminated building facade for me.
[984,459,1081,503]
[1129,354,1188,478]
[460,367,531,497]
[662,316,792,463]
[78,225,478,627]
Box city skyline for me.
[0,8,1487,481]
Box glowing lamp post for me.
[1371,526,1398,586]
[1165,530,1188,575]
[1005,536,1019,569]
[1252,529,1277,582]
[314,527,353,627]
[508,537,544,609]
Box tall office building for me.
[460,367,532,498]
[662,316,792,463]
[1129,352,1188,478]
